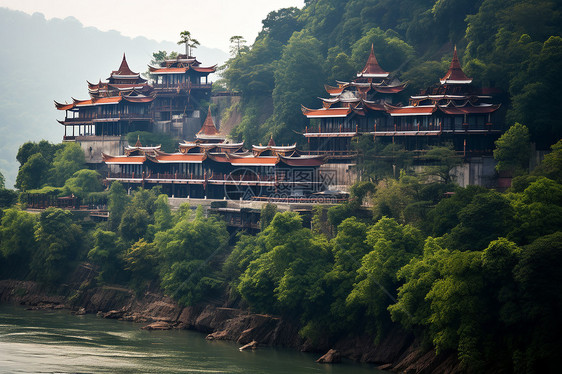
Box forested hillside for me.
[0,8,227,188]
[2,135,562,372]
[222,0,562,149]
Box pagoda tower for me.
[302,45,406,158]
[383,46,501,155]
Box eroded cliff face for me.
[0,274,461,374]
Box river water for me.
[0,305,383,373]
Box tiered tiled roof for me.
[196,107,225,141]
[302,46,498,123]
[357,44,389,78]
[54,91,154,112]
[148,53,216,75]
[303,45,405,120]
[440,46,472,85]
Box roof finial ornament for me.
[135,135,142,148]
[357,43,389,78]
[196,105,222,139]
[267,135,276,147]
[440,45,472,84]
[115,53,136,76]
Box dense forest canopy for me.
[222,0,562,149]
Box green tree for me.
[322,217,371,334]
[507,36,562,148]
[63,169,104,198]
[157,213,229,305]
[347,217,423,338]
[493,123,530,175]
[30,208,83,284]
[178,30,200,57]
[119,205,150,244]
[260,203,277,231]
[130,187,159,216]
[48,143,86,187]
[123,239,159,291]
[324,48,354,83]
[513,232,562,372]
[0,189,18,208]
[349,180,376,206]
[261,7,302,43]
[152,194,173,232]
[229,35,248,56]
[426,185,487,237]
[370,174,427,225]
[532,139,562,183]
[16,140,63,167]
[238,212,331,319]
[145,194,173,241]
[449,191,515,251]
[15,153,49,191]
[389,237,448,332]
[423,144,462,184]
[423,249,489,369]
[508,177,562,245]
[87,229,126,284]
[108,182,129,231]
[269,30,326,143]
[223,234,266,295]
[150,50,178,65]
[350,28,414,73]
[0,209,36,277]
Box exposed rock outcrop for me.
[239,340,258,351]
[317,349,341,364]
[142,321,174,330]
[0,280,66,308]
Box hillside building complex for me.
[302,46,503,186]
[54,45,504,198]
[55,54,215,164]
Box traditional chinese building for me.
[302,45,406,159]
[303,46,501,158]
[55,55,154,141]
[149,54,215,138]
[55,53,216,165]
[302,46,503,186]
[102,111,326,199]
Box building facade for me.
[102,110,327,200]
[55,54,215,164]
[302,46,503,186]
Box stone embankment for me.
[0,276,461,374]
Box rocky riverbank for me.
[0,275,461,373]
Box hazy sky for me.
[0,0,305,52]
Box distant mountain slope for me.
[0,8,227,188]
